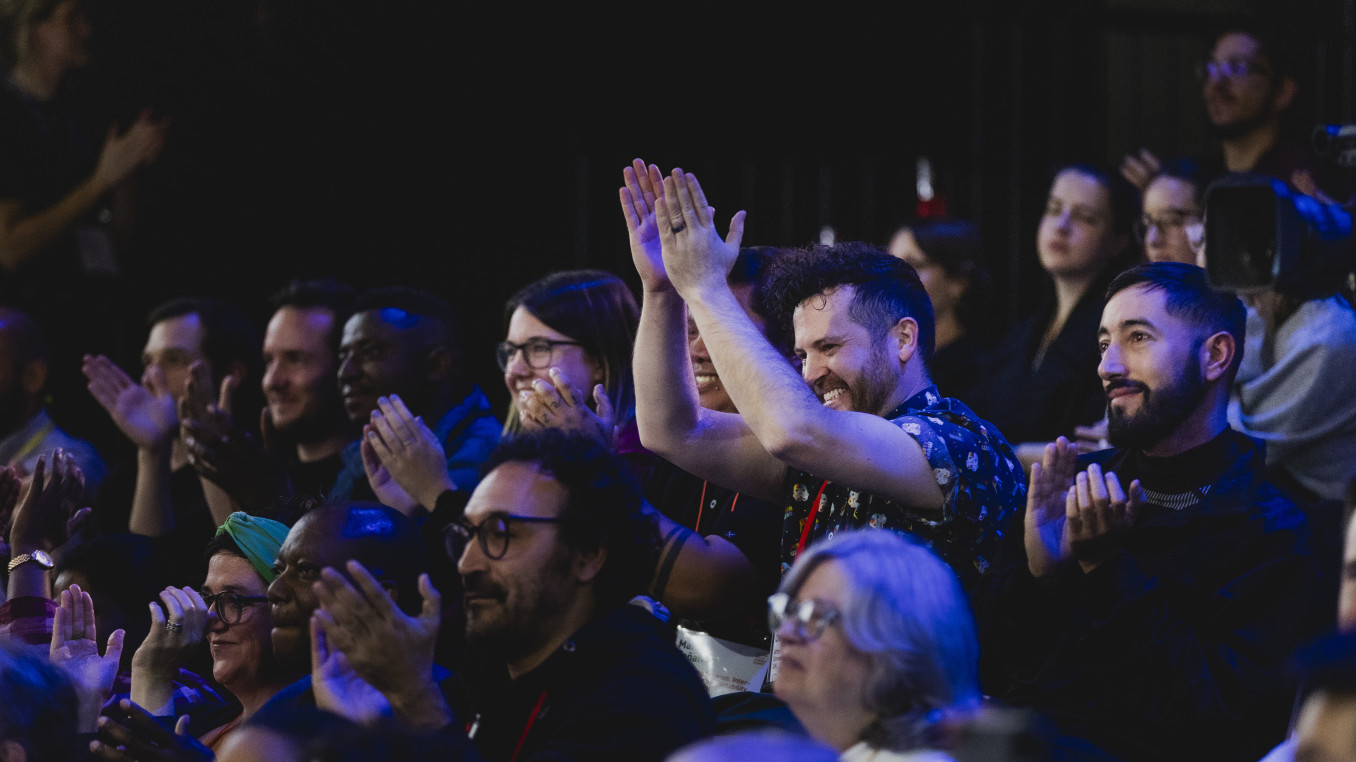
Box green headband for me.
[216,512,290,583]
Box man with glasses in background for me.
[1122,16,1346,200]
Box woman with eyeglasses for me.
[1137,159,1210,266]
[769,530,979,761]
[975,164,1140,468]
[499,270,641,446]
[129,512,297,749]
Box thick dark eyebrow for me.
[806,333,850,351]
[1099,318,1161,338]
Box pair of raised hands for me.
[1024,437,1145,578]
[619,158,745,298]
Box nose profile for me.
[1098,341,1125,381]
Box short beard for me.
[849,342,899,417]
[1106,366,1207,451]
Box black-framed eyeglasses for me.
[1195,57,1272,82]
[445,513,566,561]
[1133,208,1203,244]
[767,592,841,642]
[202,591,269,625]
[495,339,582,372]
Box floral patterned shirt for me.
[780,386,1026,590]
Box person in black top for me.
[975,263,1334,761]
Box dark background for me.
[57,0,1356,419]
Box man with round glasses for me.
[444,430,711,760]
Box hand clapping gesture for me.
[655,168,745,300]
[361,395,452,514]
[517,368,615,446]
[83,355,177,451]
[620,159,670,292]
[50,584,125,733]
[1024,437,1144,577]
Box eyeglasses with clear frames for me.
[445,513,568,561]
[767,592,842,641]
[495,339,583,372]
[1134,208,1203,244]
[202,591,269,625]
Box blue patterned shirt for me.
[780,386,1026,589]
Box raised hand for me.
[180,361,287,510]
[1119,147,1161,191]
[51,584,126,732]
[130,587,209,715]
[0,464,23,557]
[1023,437,1078,578]
[656,168,745,300]
[93,109,169,192]
[361,432,419,515]
[364,394,454,510]
[84,354,177,451]
[516,368,612,444]
[9,450,86,555]
[1066,463,1143,574]
[621,159,670,292]
[311,613,392,726]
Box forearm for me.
[129,447,175,537]
[128,663,176,717]
[686,288,821,460]
[199,477,237,528]
[633,287,703,452]
[6,553,49,600]
[0,176,109,271]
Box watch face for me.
[32,550,53,567]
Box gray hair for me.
[779,530,980,751]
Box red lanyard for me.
[695,481,742,533]
[795,481,832,559]
[508,690,548,762]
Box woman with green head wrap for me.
[129,512,302,750]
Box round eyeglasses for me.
[203,591,269,625]
[445,513,567,561]
[495,339,582,372]
[767,592,842,641]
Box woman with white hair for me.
[769,530,980,761]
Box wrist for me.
[417,479,456,512]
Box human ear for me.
[893,317,919,364]
[573,546,607,585]
[1202,331,1235,382]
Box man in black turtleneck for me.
[974,262,1335,762]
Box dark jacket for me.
[973,429,1337,761]
[449,604,714,761]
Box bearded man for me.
[974,262,1335,761]
[630,166,1025,590]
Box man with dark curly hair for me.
[630,166,1026,590]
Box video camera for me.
[1202,173,1352,298]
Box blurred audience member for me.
[888,218,994,404]
[977,163,1139,469]
[0,308,104,492]
[1135,159,1211,266]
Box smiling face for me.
[772,559,875,750]
[1098,285,1208,451]
[1038,170,1125,282]
[502,307,602,405]
[793,287,901,417]
[204,552,279,690]
[457,461,583,667]
[690,283,766,413]
[262,306,342,437]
